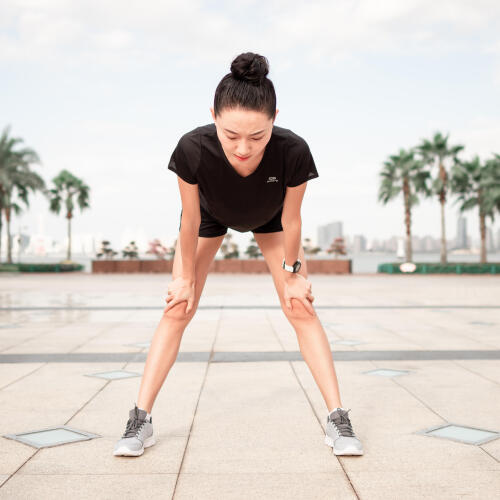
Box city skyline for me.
[6,213,500,259]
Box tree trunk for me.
[6,206,12,264]
[479,213,487,264]
[403,177,412,262]
[0,209,3,264]
[439,162,447,265]
[440,200,447,265]
[67,214,72,261]
[479,189,487,264]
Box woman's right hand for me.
[164,277,196,314]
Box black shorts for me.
[179,205,283,238]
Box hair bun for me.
[230,52,269,85]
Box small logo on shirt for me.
[266,176,278,183]
[308,172,315,177]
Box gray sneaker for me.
[324,408,363,455]
[113,405,155,457]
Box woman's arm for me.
[281,182,307,277]
[281,181,314,315]
[177,176,201,283]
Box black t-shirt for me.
[167,123,319,232]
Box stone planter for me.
[92,259,351,274]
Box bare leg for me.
[136,233,224,413]
[254,232,342,412]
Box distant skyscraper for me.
[352,234,367,253]
[423,235,437,252]
[317,221,343,250]
[412,235,424,252]
[456,216,467,249]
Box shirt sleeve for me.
[167,131,200,185]
[286,137,319,187]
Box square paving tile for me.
[416,423,500,445]
[3,426,100,449]
[84,370,141,380]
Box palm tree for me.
[244,236,262,258]
[0,126,43,263]
[220,233,239,259]
[378,148,431,262]
[416,132,464,264]
[303,237,321,255]
[47,170,90,262]
[450,155,500,263]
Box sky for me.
[1,0,500,253]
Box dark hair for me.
[213,52,276,120]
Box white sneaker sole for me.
[324,435,364,455]
[113,436,156,457]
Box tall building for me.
[412,235,424,252]
[422,235,438,252]
[455,216,467,249]
[352,234,367,253]
[317,221,343,250]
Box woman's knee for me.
[163,301,197,323]
[282,298,317,321]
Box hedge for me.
[378,262,500,274]
[0,263,84,273]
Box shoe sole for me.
[324,435,364,455]
[113,436,156,457]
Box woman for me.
[113,52,363,457]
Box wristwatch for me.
[282,258,301,273]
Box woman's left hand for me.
[283,274,315,316]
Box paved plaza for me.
[0,272,499,499]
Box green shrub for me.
[378,262,500,274]
[1,263,85,272]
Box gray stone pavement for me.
[0,272,499,499]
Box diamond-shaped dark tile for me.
[85,370,141,380]
[416,423,500,445]
[3,426,100,449]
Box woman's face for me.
[210,106,278,165]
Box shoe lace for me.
[329,409,355,437]
[122,408,146,438]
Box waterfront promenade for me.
[0,272,499,499]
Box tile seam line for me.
[379,359,500,464]
[67,311,137,354]
[0,362,47,392]
[451,359,500,388]
[415,313,499,350]
[447,360,500,463]
[0,345,148,486]
[265,311,361,500]
[171,307,223,500]
[1,305,500,310]
[0,318,81,354]
[18,470,496,476]
[0,362,115,488]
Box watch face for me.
[293,260,301,273]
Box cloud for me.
[1,0,500,68]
